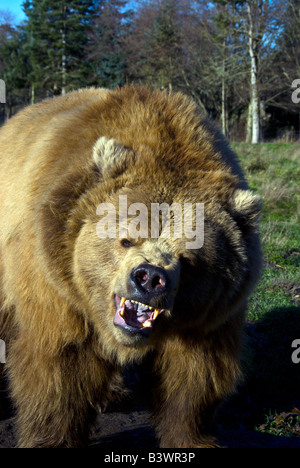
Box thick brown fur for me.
[0,85,262,448]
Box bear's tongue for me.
[114,296,163,332]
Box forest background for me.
[0,0,300,143]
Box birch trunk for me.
[221,38,228,138]
[250,52,259,143]
[31,85,35,105]
[221,76,229,137]
[246,99,252,143]
[61,28,66,96]
[247,2,260,144]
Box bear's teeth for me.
[153,309,159,320]
[130,299,150,308]
[122,297,156,311]
[142,320,152,328]
[120,307,125,317]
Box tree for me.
[0,11,32,119]
[245,1,265,143]
[22,0,99,98]
[176,0,217,113]
[87,0,132,88]
[213,0,279,143]
[126,0,185,90]
[279,0,300,81]
[209,1,249,137]
[0,10,15,45]
[232,0,275,143]
[266,0,300,138]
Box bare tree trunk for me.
[5,102,11,121]
[61,3,67,96]
[221,38,228,138]
[247,2,260,144]
[181,69,207,114]
[31,85,35,105]
[250,53,260,143]
[221,75,228,137]
[246,99,252,143]
[0,103,5,124]
[61,29,66,96]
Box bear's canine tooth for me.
[120,307,125,317]
[153,309,160,320]
[120,297,126,307]
[142,320,152,328]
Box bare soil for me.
[1,408,300,449]
[1,363,300,449]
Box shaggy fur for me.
[0,85,262,448]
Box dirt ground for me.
[1,364,300,449]
[1,407,300,449]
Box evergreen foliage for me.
[0,0,299,140]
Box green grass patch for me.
[231,142,300,321]
[230,142,300,439]
[256,409,300,438]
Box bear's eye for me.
[120,239,134,248]
[180,254,199,269]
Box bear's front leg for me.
[153,321,243,448]
[8,333,110,448]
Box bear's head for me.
[40,136,262,356]
[73,137,261,351]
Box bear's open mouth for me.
[114,295,165,335]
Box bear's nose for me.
[130,263,168,297]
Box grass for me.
[229,142,300,440]
[256,409,300,438]
[231,143,300,320]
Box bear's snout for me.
[113,264,173,337]
[130,263,168,298]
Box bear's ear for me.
[229,189,262,235]
[93,136,134,178]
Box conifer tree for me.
[22,0,99,97]
[0,13,31,117]
[138,0,183,90]
[87,0,131,88]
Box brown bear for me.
[0,85,262,448]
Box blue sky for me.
[0,0,26,22]
[0,0,137,23]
